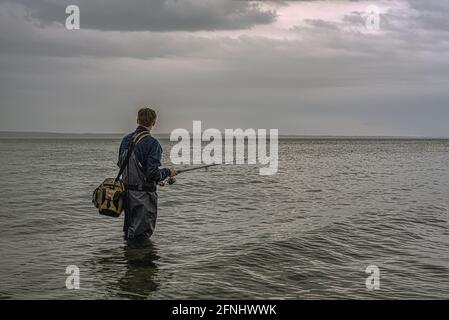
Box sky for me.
[0,0,448,136]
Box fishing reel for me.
[158,177,176,186]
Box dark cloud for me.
[406,0,449,31]
[2,0,277,31]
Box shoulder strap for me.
[115,131,151,182]
[133,131,150,145]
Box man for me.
[118,107,176,242]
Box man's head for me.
[137,107,157,129]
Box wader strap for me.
[115,131,151,182]
[133,131,150,145]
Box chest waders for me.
[118,131,159,242]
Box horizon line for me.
[0,130,448,139]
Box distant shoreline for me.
[0,131,448,140]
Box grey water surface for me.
[0,137,448,299]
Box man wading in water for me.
[118,108,176,243]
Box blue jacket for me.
[118,126,171,182]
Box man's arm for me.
[145,141,173,182]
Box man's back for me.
[119,127,164,174]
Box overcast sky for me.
[0,0,448,136]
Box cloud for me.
[406,0,449,31]
[2,0,277,31]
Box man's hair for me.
[137,107,157,127]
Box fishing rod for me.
[176,163,218,174]
[165,163,218,185]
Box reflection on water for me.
[118,242,160,299]
[94,242,160,299]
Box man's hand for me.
[158,168,176,187]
